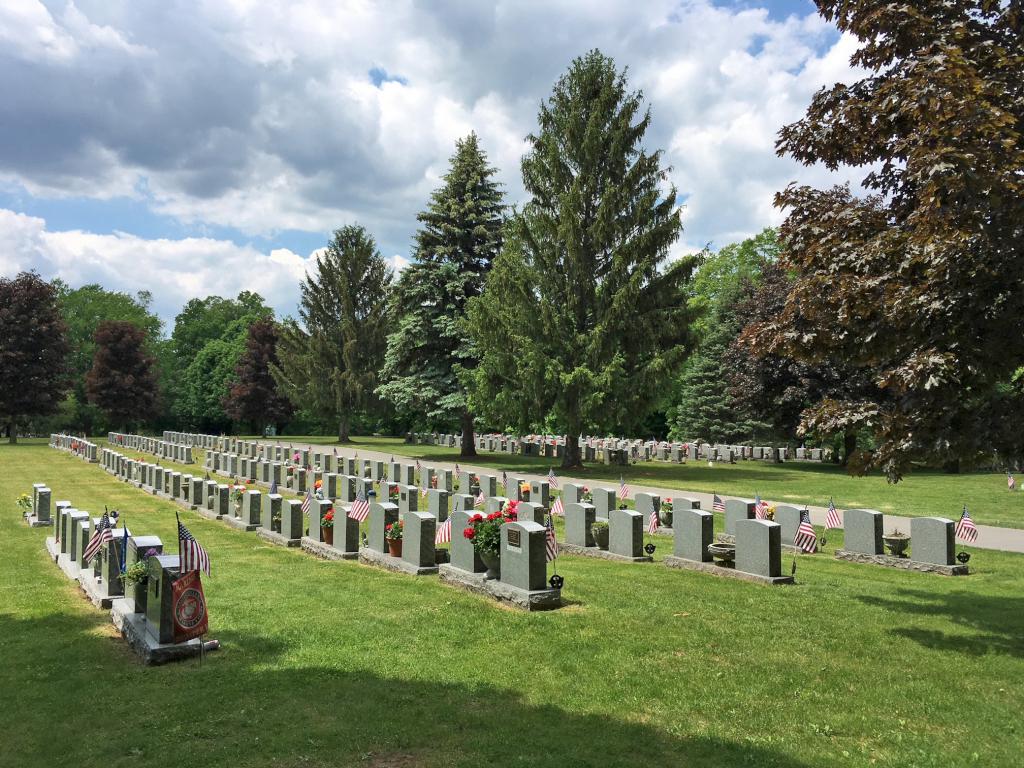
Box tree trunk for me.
[460,410,477,457]
[942,458,961,474]
[561,431,583,470]
[841,430,857,467]
[7,421,16,444]
[338,416,350,443]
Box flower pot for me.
[387,538,403,558]
[480,550,500,580]
[322,526,334,546]
[593,526,610,550]
[883,534,910,558]
[659,510,673,528]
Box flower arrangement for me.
[591,519,610,548]
[314,478,324,500]
[385,520,404,540]
[580,486,593,503]
[520,482,530,495]
[119,548,159,586]
[661,499,673,513]
[764,505,776,521]
[231,483,247,504]
[321,507,335,529]
[463,499,519,556]
[16,493,31,514]
[388,484,399,502]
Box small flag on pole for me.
[544,513,558,562]
[178,518,211,576]
[551,495,564,517]
[435,515,452,545]
[754,493,768,520]
[269,478,278,496]
[794,509,818,553]
[502,470,509,491]
[120,525,129,574]
[547,468,559,489]
[1009,473,1016,491]
[712,493,725,513]
[349,490,370,523]
[955,505,979,543]
[474,491,485,509]
[300,488,312,514]
[647,507,659,534]
[455,463,461,476]
[83,511,112,563]
[825,497,842,529]
[619,476,630,500]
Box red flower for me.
[385,523,393,531]
[463,527,476,539]
[324,510,335,522]
[487,512,501,521]
[471,513,483,523]
[505,511,517,521]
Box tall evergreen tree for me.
[86,321,159,430]
[463,50,698,468]
[0,272,71,442]
[223,318,294,433]
[273,225,392,442]
[378,133,504,456]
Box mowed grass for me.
[3,442,1024,768]
[269,435,1024,530]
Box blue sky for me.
[0,1,855,324]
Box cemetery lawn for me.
[277,436,1024,530]
[3,442,1024,768]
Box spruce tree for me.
[464,50,697,468]
[378,134,504,456]
[273,225,392,442]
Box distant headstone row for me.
[50,434,99,462]
[108,432,195,463]
[407,432,828,464]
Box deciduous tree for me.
[85,321,159,430]
[223,319,294,432]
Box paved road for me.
[260,440,1024,555]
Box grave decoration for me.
[385,519,404,557]
[463,499,520,579]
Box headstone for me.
[500,521,547,590]
[774,505,802,544]
[125,535,163,613]
[332,502,360,555]
[735,519,783,578]
[449,509,485,573]
[910,517,956,565]
[724,499,755,536]
[368,502,399,553]
[307,499,331,543]
[516,501,545,525]
[281,499,304,541]
[397,484,418,514]
[144,554,181,644]
[426,489,450,521]
[593,488,616,520]
[634,492,660,528]
[564,502,596,547]
[609,508,644,558]
[674,508,713,562]
[843,509,884,555]
[402,511,436,569]
[529,480,550,509]
[262,493,282,532]
[561,484,581,505]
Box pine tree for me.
[0,272,71,442]
[86,321,160,430]
[378,134,504,456]
[463,50,697,467]
[273,225,392,442]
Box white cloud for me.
[0,0,869,312]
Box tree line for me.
[3,1,1021,479]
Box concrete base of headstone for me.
[835,550,969,576]
[57,552,82,581]
[358,547,438,575]
[257,528,302,548]
[25,514,51,528]
[78,569,118,609]
[664,556,796,585]
[716,533,804,555]
[224,515,259,532]
[45,536,60,562]
[438,564,561,611]
[110,599,219,665]
[301,536,358,560]
[558,542,653,563]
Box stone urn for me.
[387,538,403,558]
[321,526,334,546]
[708,542,736,567]
[592,524,610,550]
[480,549,500,580]
[659,509,673,528]
[883,533,910,558]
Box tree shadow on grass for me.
[856,588,1024,658]
[0,611,818,768]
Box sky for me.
[0,0,862,326]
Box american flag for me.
[415,459,421,471]
[825,497,842,529]
[349,490,370,523]
[1009,473,1016,491]
[619,476,630,499]
[301,488,313,514]
[83,511,112,563]
[955,505,979,543]
[551,495,564,517]
[435,515,452,544]
[794,509,817,553]
[178,519,210,576]
[754,493,769,520]
[474,491,485,509]
[544,513,558,562]
[547,468,559,489]
[647,507,660,534]
[712,493,725,513]
[455,463,461,476]
[502,470,509,491]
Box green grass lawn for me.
[238,435,1024,530]
[3,441,1023,767]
